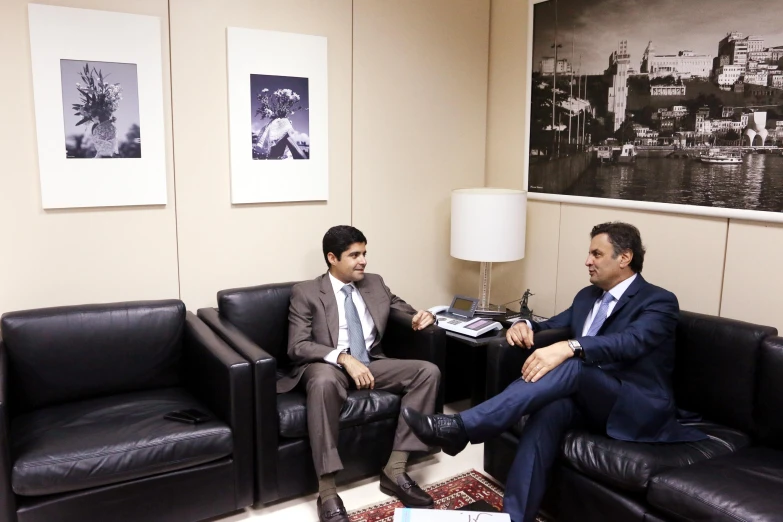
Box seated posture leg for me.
[503,398,580,522]
[302,363,351,522]
[403,361,622,522]
[370,358,441,507]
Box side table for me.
[444,328,507,407]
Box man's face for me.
[328,242,367,284]
[585,233,630,290]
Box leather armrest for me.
[485,327,571,399]
[197,307,280,503]
[0,340,17,520]
[383,308,447,412]
[183,313,253,509]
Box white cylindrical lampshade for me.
[451,188,527,262]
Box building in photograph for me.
[651,84,687,96]
[715,64,744,87]
[641,42,712,78]
[718,32,749,67]
[539,57,572,75]
[607,40,630,131]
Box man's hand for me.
[412,310,436,331]
[521,341,573,383]
[506,321,535,348]
[338,353,375,389]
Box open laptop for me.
[432,295,503,337]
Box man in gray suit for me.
[284,225,441,522]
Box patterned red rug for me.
[348,469,505,522]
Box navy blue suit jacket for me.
[533,274,704,442]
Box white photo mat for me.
[227,28,329,204]
[28,4,167,209]
[523,0,783,223]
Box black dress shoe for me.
[402,407,469,456]
[317,495,350,522]
[380,470,435,508]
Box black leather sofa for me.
[0,300,253,522]
[483,311,782,521]
[197,282,447,505]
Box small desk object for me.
[431,295,502,338]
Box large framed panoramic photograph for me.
[227,28,328,204]
[28,4,166,209]
[524,0,783,222]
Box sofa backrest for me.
[674,311,777,434]
[756,336,783,449]
[217,282,297,368]
[1,300,185,415]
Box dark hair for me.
[322,226,367,267]
[590,222,645,273]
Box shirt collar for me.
[605,273,637,302]
[328,272,354,295]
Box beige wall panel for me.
[555,205,726,316]
[490,200,560,318]
[0,0,179,315]
[721,220,783,332]
[485,0,528,190]
[169,0,353,309]
[352,0,490,309]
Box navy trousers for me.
[460,359,621,522]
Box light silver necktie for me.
[586,292,616,337]
[341,285,370,364]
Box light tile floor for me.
[213,400,484,522]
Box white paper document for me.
[393,507,510,522]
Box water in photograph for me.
[566,154,783,213]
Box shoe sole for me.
[379,484,435,509]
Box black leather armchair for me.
[482,311,781,522]
[0,300,253,522]
[197,282,446,505]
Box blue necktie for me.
[586,292,615,337]
[341,285,370,364]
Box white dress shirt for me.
[581,273,637,336]
[324,273,378,365]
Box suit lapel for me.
[601,274,645,331]
[356,277,383,336]
[318,273,339,347]
[574,286,602,334]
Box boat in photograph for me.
[699,148,742,165]
[615,144,636,163]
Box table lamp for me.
[451,188,527,313]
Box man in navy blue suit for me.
[402,222,706,522]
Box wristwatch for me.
[568,339,585,359]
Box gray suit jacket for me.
[279,272,417,393]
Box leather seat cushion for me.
[648,447,783,522]
[11,388,233,497]
[561,422,750,492]
[278,389,401,439]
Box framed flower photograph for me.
[227,28,328,204]
[28,4,167,209]
[250,74,310,160]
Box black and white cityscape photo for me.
[529,0,783,213]
[60,59,141,159]
[250,74,310,160]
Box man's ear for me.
[620,249,633,268]
[326,252,337,266]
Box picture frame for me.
[28,4,167,209]
[524,0,783,222]
[227,28,329,204]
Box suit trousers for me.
[461,358,621,522]
[301,358,440,477]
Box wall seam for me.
[553,202,563,315]
[350,0,355,225]
[483,0,492,188]
[167,0,182,299]
[717,218,730,316]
